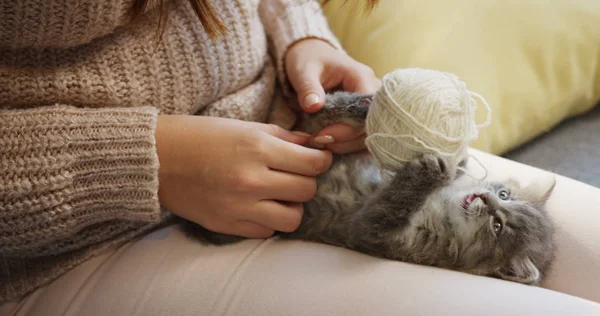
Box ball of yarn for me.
[365,68,491,172]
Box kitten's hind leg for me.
[298,91,373,134]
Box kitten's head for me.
[442,175,557,285]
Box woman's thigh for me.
[4,150,600,315]
[4,223,599,316]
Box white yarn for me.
[365,68,492,173]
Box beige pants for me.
[3,150,600,316]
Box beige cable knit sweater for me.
[0,0,343,302]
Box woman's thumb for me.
[293,75,326,113]
[257,123,311,145]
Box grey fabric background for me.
[505,104,600,188]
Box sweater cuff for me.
[260,0,344,96]
[0,105,162,256]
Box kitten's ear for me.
[497,257,541,285]
[539,176,557,204]
[523,175,557,204]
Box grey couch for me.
[505,104,600,188]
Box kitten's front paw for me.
[408,154,456,185]
[301,92,373,134]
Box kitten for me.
[178,91,557,285]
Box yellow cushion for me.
[323,0,600,154]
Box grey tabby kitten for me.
[179,92,557,285]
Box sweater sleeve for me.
[0,104,163,257]
[258,0,345,95]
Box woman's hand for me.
[285,39,381,154]
[155,115,333,238]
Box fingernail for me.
[304,94,320,110]
[291,131,311,137]
[314,135,335,144]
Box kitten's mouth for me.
[462,193,487,210]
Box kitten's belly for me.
[287,153,385,243]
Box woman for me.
[2,0,600,314]
[0,0,379,301]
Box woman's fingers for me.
[290,65,327,112]
[264,136,333,177]
[325,135,368,154]
[254,123,312,146]
[311,124,367,154]
[230,221,276,239]
[342,66,382,94]
[312,124,364,145]
[252,123,332,176]
[259,170,317,203]
[247,200,304,233]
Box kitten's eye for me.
[492,218,503,234]
[497,189,510,200]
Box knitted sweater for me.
[0,0,343,302]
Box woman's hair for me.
[127,0,380,39]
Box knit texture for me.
[0,0,342,302]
